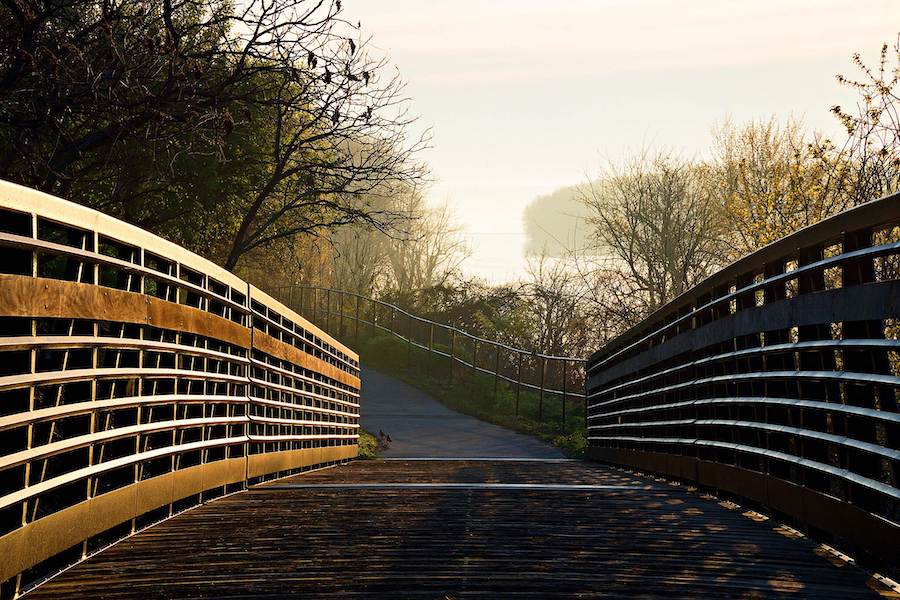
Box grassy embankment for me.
[357,429,380,459]
[354,331,587,457]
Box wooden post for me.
[561,360,568,432]
[338,291,344,339]
[354,294,360,342]
[425,322,434,378]
[449,329,455,387]
[539,356,546,422]
[515,352,522,417]
[406,313,412,366]
[493,344,501,400]
[326,288,332,333]
[313,287,319,325]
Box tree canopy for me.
[0,0,428,269]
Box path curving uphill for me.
[360,367,565,458]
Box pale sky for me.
[349,0,900,282]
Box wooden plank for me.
[26,460,892,599]
[0,275,251,348]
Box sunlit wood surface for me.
[27,460,893,599]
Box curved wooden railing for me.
[0,181,360,596]
[587,193,900,568]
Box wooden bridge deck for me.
[27,459,895,599]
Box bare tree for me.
[580,150,725,318]
[828,40,900,206]
[384,189,469,298]
[522,250,590,357]
[329,223,391,295]
[220,11,430,268]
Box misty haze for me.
[1,1,898,598]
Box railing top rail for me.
[589,190,900,367]
[0,179,247,292]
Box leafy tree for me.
[408,281,533,348]
[0,0,427,269]
[712,117,848,257]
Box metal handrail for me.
[275,285,588,429]
[285,286,584,361]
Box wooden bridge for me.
[0,180,898,598]
[22,459,894,598]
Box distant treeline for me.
[523,185,593,257]
[2,3,896,362]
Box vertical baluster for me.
[493,344,501,400]
[561,360,567,432]
[515,352,522,417]
[355,293,360,342]
[539,355,546,422]
[449,329,455,388]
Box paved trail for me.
[359,367,564,458]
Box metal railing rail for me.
[0,180,361,596]
[274,285,588,431]
[586,191,900,569]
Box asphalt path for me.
[359,367,565,458]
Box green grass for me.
[357,429,380,460]
[354,331,587,458]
